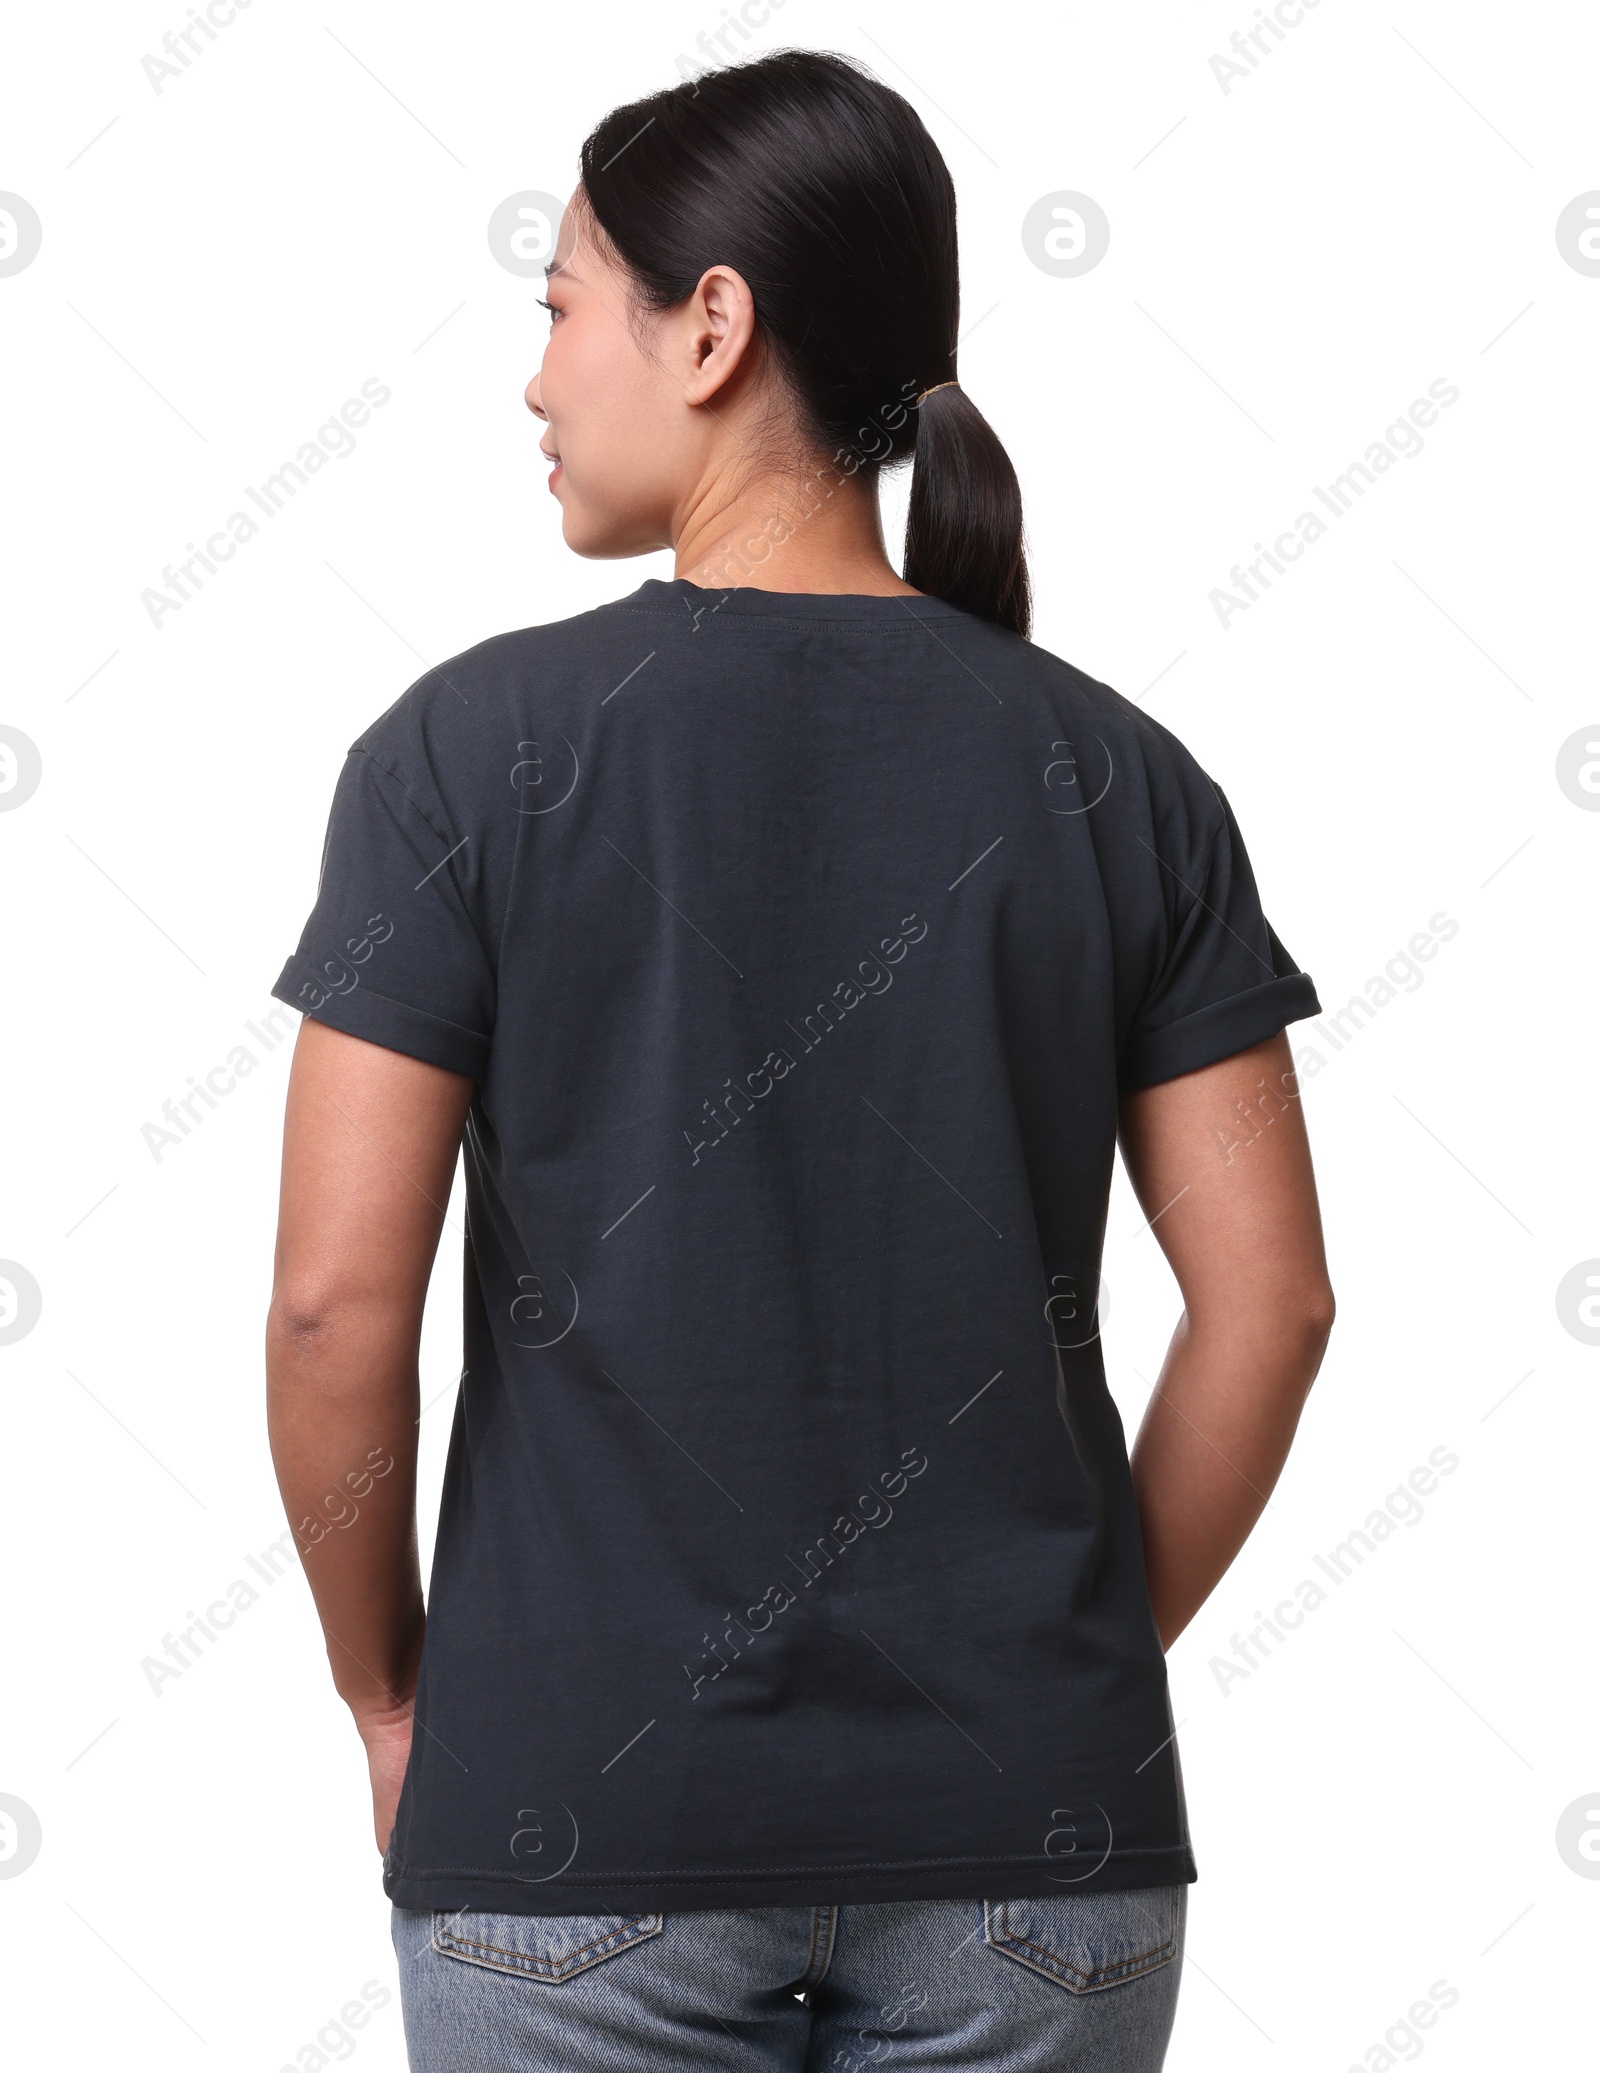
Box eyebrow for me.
[544,260,577,281]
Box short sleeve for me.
[271,749,494,1079]
[1119,783,1320,1092]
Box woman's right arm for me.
[266,1017,474,1850]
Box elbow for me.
[1304,1277,1336,1345]
[1186,1272,1334,1382]
[1191,1271,1335,1344]
[267,1280,351,1352]
[265,1275,420,1376]
[1293,1277,1336,1383]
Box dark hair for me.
[577,50,1031,638]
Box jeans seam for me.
[799,1904,839,1988]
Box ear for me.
[681,263,760,405]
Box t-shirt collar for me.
[618,578,971,623]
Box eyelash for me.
[536,297,559,320]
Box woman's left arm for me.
[265,1017,475,1852]
[1119,1032,1335,1650]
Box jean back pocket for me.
[431,1910,664,1984]
[984,1886,1182,1993]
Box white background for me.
[1,0,1595,2066]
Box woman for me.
[267,49,1333,2073]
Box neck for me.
[671,457,919,598]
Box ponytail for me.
[580,50,1033,640]
[905,384,1030,638]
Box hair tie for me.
[915,380,959,406]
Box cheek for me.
[541,321,612,445]
[547,324,661,474]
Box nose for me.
[525,373,546,421]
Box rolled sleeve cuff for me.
[1120,971,1322,1093]
[272,959,490,1080]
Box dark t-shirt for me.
[273,578,1320,1915]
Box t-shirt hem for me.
[1119,971,1321,1093]
[384,1844,1198,1915]
[270,962,490,1080]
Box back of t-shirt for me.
[274,577,1319,1916]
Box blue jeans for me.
[392,1886,1186,2070]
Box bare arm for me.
[265,1017,474,1850]
[1118,1031,1334,1650]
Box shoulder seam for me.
[346,745,453,849]
[343,748,497,974]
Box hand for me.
[354,1700,417,1857]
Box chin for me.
[560,509,666,562]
